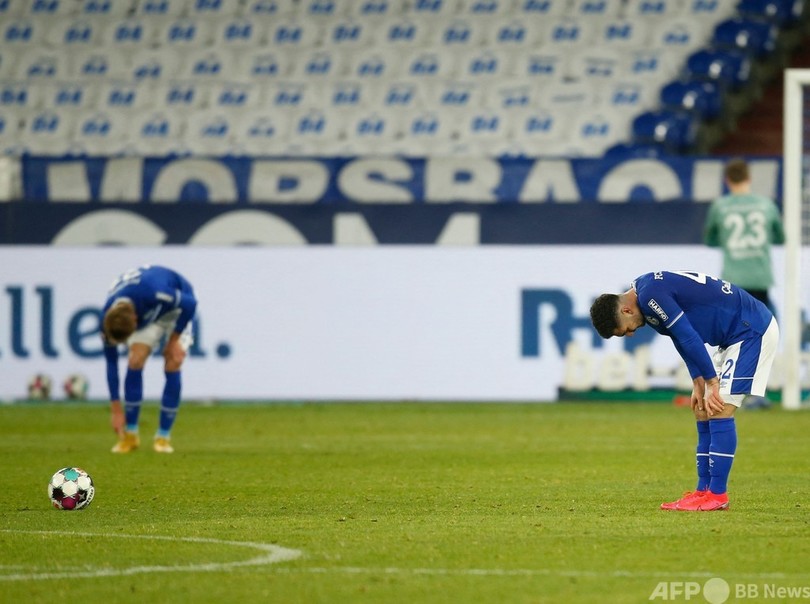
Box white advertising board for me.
[3,245,783,402]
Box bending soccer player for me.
[590,270,778,511]
[102,265,198,454]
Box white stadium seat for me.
[451,107,511,156]
[424,80,485,110]
[183,110,236,155]
[212,17,266,47]
[47,18,104,47]
[129,49,183,81]
[568,48,623,84]
[237,49,292,81]
[297,0,344,19]
[400,48,457,80]
[506,108,568,156]
[96,81,153,111]
[457,0,516,18]
[208,82,262,109]
[624,0,685,20]
[315,80,372,109]
[266,17,322,48]
[347,48,401,81]
[71,109,131,155]
[566,110,628,156]
[650,18,711,53]
[540,17,596,49]
[78,0,136,17]
[513,0,569,16]
[369,79,425,109]
[378,16,432,47]
[291,48,348,80]
[0,49,20,79]
[486,17,542,47]
[510,50,569,82]
[430,17,485,48]
[346,0,400,19]
[0,82,42,110]
[231,111,289,156]
[333,108,401,155]
[390,108,457,156]
[179,48,237,80]
[25,0,79,17]
[20,109,75,156]
[679,0,738,20]
[0,107,23,154]
[127,110,185,156]
[261,80,314,109]
[186,0,243,17]
[0,18,45,47]
[322,16,375,48]
[486,80,542,109]
[241,0,297,16]
[569,0,623,18]
[405,0,460,18]
[283,108,344,156]
[102,18,160,48]
[133,0,189,17]
[14,49,70,80]
[158,17,214,47]
[152,80,211,109]
[594,19,649,49]
[42,81,98,110]
[70,48,130,80]
[456,48,511,80]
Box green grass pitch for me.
[1,401,809,603]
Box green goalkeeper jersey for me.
[703,193,785,289]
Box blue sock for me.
[696,420,711,491]
[157,371,181,437]
[124,368,143,433]
[709,417,737,495]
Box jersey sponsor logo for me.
[647,298,668,321]
[644,315,659,326]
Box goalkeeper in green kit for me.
[704,158,785,312]
[704,158,785,409]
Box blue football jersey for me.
[633,271,773,380]
[103,265,197,334]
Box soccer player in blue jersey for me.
[590,270,778,511]
[102,265,197,454]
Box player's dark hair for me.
[590,294,620,339]
[724,158,749,185]
[103,303,136,344]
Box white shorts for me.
[711,317,779,407]
[127,309,194,352]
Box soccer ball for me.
[63,373,89,400]
[27,374,52,401]
[48,467,95,511]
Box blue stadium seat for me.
[602,141,665,159]
[631,109,698,153]
[711,18,778,59]
[684,48,751,90]
[660,80,723,120]
[736,0,803,25]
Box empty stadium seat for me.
[71,109,131,155]
[737,0,804,25]
[391,109,457,156]
[506,108,568,157]
[486,80,541,109]
[347,48,401,80]
[405,0,460,18]
[78,0,136,18]
[102,18,160,48]
[378,16,432,47]
[129,49,182,80]
[451,107,510,156]
[335,108,401,155]
[0,108,23,154]
[298,0,344,19]
[511,50,568,82]
[96,81,152,111]
[569,0,622,18]
[262,80,314,108]
[237,49,292,80]
[152,80,211,109]
[47,18,104,47]
[317,80,371,109]
[284,108,344,156]
[0,18,45,47]
[513,0,569,17]
[567,111,628,156]
[624,0,685,20]
[684,48,751,90]
[186,0,243,17]
[594,19,648,49]
[70,48,130,80]
[0,81,41,110]
[457,0,516,18]
[599,80,657,115]
[322,16,375,47]
[209,82,264,110]
[241,0,297,16]
[650,18,712,54]
[631,109,698,153]
[568,48,623,83]
[680,0,738,20]
[401,48,457,79]
[213,17,266,47]
[127,110,185,155]
[425,79,486,109]
[486,17,541,47]
[15,49,70,80]
[456,48,510,80]
[179,48,237,80]
[25,0,79,17]
[711,17,779,59]
[291,48,348,79]
[20,109,75,155]
[660,79,723,120]
[134,0,188,17]
[231,112,289,156]
[540,17,596,49]
[183,110,236,155]
[43,81,98,110]
[430,17,485,47]
[346,0,399,19]
[266,17,323,47]
[369,79,424,109]
[158,17,214,47]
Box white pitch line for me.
[0,530,302,582]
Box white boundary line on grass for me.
[0,529,302,582]
[4,529,810,583]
